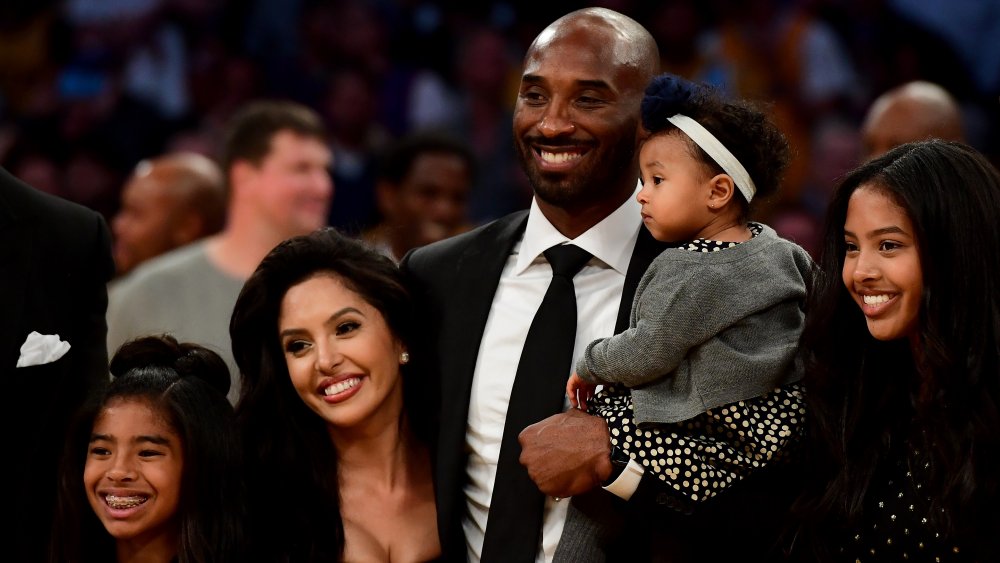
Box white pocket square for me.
[16,331,71,368]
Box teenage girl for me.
[791,140,1000,561]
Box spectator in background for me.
[446,25,529,223]
[7,0,1000,240]
[861,80,965,159]
[769,206,823,259]
[640,0,710,88]
[62,148,121,223]
[0,3,60,116]
[363,131,475,262]
[112,152,225,277]
[774,118,862,258]
[323,67,389,235]
[1,166,114,563]
[317,0,452,137]
[62,0,190,120]
[107,100,332,403]
[693,0,863,213]
[2,147,62,196]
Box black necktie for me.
[481,243,593,562]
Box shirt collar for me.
[514,183,642,276]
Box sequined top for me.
[837,448,965,562]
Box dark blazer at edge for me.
[0,167,115,563]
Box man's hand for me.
[518,409,614,498]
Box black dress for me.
[836,445,965,562]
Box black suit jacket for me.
[403,211,802,562]
[402,210,669,561]
[0,168,114,562]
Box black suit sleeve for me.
[75,212,115,394]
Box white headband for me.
[666,114,756,202]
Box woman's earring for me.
[400,351,410,365]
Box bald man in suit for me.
[403,8,800,561]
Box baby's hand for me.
[566,373,596,412]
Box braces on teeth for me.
[106,495,147,509]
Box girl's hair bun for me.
[110,335,231,396]
[174,344,231,396]
[641,73,701,132]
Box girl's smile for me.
[842,185,923,342]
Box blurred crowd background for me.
[2,0,998,256]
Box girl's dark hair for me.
[640,73,791,218]
[50,335,244,563]
[229,227,428,561]
[793,140,1000,560]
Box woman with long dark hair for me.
[792,140,1000,561]
[230,228,438,562]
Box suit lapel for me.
[0,173,34,372]
[442,215,664,416]
[439,212,528,424]
[432,212,527,555]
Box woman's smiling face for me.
[842,185,924,342]
[278,274,406,433]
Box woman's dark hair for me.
[794,140,1000,559]
[49,335,244,563]
[229,227,427,561]
[640,73,791,219]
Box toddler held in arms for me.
[567,74,813,509]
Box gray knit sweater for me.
[575,224,813,424]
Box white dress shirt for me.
[463,192,642,562]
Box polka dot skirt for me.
[593,382,805,507]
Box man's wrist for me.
[592,417,614,484]
[601,446,644,500]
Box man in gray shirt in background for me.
[107,100,332,402]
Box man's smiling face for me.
[512,21,644,213]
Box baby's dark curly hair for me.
[640,73,791,216]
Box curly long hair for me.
[49,335,244,563]
[793,140,1000,560]
[229,227,429,562]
